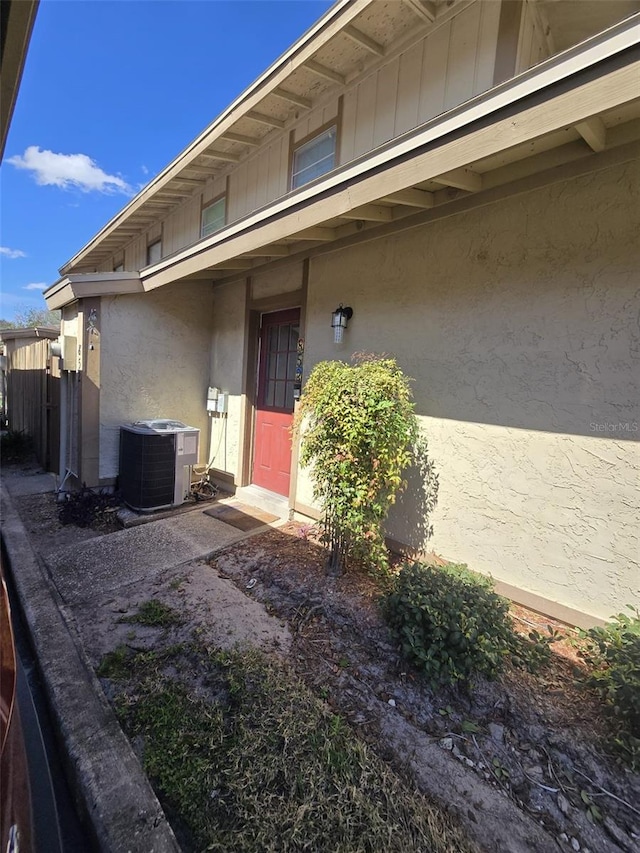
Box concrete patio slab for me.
[45,508,249,606]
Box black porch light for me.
[331,304,353,344]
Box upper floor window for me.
[146,239,162,265]
[291,126,337,190]
[201,196,226,238]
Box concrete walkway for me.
[1,468,288,853]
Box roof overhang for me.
[0,0,39,159]
[61,0,639,274]
[0,326,59,342]
[44,272,143,311]
[58,0,367,273]
[138,15,640,291]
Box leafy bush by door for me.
[297,355,418,574]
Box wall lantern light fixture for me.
[331,304,353,344]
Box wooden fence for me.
[4,335,61,472]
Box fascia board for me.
[44,273,143,310]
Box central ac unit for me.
[119,419,200,511]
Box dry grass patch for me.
[102,642,476,853]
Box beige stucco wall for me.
[298,160,640,622]
[208,280,247,479]
[99,282,214,480]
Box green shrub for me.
[578,608,640,768]
[297,355,418,574]
[383,562,552,687]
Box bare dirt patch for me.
[212,524,639,853]
[7,480,637,853]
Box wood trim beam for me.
[340,204,393,222]
[242,244,290,257]
[220,131,261,147]
[207,260,253,270]
[272,87,312,110]
[247,110,285,129]
[304,59,345,86]
[343,24,385,57]
[182,166,220,178]
[171,176,205,185]
[432,167,482,192]
[379,188,434,208]
[154,189,193,198]
[288,227,337,241]
[137,202,173,210]
[401,0,436,24]
[575,117,607,152]
[200,150,241,163]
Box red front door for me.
[252,308,300,496]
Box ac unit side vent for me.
[119,421,200,512]
[119,431,176,510]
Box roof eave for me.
[44,272,143,311]
[59,0,363,274]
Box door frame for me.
[252,306,301,495]
[239,263,308,506]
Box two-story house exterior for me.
[45,0,640,627]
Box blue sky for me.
[0,0,333,321]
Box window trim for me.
[146,238,162,266]
[201,193,227,238]
[289,117,339,191]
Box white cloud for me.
[7,145,132,195]
[23,282,47,291]
[141,164,149,175]
[0,246,27,259]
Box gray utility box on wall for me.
[119,419,200,511]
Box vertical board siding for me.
[418,22,450,123]
[445,1,482,110]
[102,3,503,268]
[354,72,378,156]
[246,156,259,214]
[473,3,502,95]
[344,1,500,158]
[6,338,61,470]
[373,57,399,147]
[125,235,146,271]
[230,159,249,220]
[394,40,422,137]
[475,0,503,92]
[340,88,357,163]
[267,141,283,200]
[232,94,342,220]
[517,0,550,73]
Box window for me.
[291,126,336,190]
[201,197,226,238]
[146,239,162,265]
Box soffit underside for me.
[68,0,640,270]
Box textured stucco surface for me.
[208,281,247,478]
[99,282,213,480]
[300,161,640,621]
[251,263,304,301]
